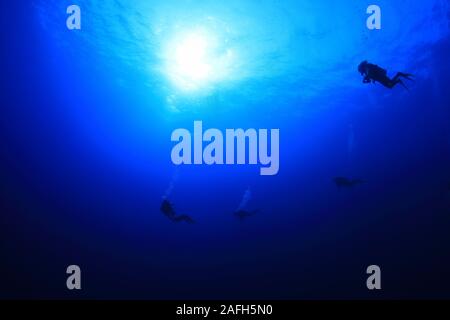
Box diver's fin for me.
[399,80,410,91]
[401,73,415,81]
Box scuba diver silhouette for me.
[160,199,194,224]
[358,61,414,90]
[333,177,365,189]
[234,209,259,221]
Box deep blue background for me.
[1,1,450,299]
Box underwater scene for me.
[1,0,450,299]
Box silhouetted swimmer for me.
[333,177,365,189]
[161,199,175,218]
[160,199,194,224]
[358,61,414,90]
[234,209,259,220]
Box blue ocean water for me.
[1,0,450,298]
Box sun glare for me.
[175,34,211,81]
[164,29,235,92]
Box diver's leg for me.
[394,72,414,81]
[396,79,410,91]
[378,75,396,89]
[381,80,395,89]
[386,74,409,90]
[401,73,414,81]
[392,73,402,82]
